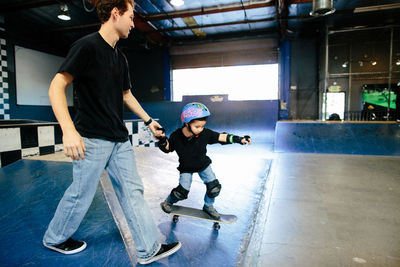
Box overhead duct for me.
[310,0,335,16]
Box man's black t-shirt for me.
[168,127,220,173]
[58,32,131,142]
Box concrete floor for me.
[243,153,400,267]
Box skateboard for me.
[166,204,237,230]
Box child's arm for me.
[157,135,171,153]
[218,133,252,145]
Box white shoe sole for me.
[43,241,87,255]
[137,242,182,265]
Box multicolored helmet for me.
[180,102,211,124]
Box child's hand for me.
[157,135,169,153]
[241,135,251,145]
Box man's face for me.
[115,3,135,39]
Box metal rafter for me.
[46,11,170,45]
[278,0,288,39]
[142,0,312,21]
[143,1,275,21]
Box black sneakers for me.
[160,198,173,213]
[43,238,87,255]
[137,242,182,265]
[203,205,221,220]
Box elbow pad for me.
[219,132,230,145]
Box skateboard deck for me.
[166,204,237,229]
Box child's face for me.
[189,119,207,136]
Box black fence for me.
[343,111,395,121]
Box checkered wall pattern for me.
[0,120,157,168]
[0,38,9,120]
[126,120,158,148]
[0,124,63,168]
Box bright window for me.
[172,64,278,101]
[325,92,345,120]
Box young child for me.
[157,102,251,220]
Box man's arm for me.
[49,72,86,160]
[123,89,164,137]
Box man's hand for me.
[148,120,165,138]
[62,129,86,161]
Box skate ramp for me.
[274,121,400,155]
[0,143,272,266]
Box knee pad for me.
[206,179,221,198]
[170,184,189,202]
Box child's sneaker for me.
[160,198,173,213]
[203,205,221,220]
[137,241,181,265]
[43,238,87,254]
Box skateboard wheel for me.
[173,215,179,223]
[213,222,220,230]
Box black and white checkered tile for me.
[0,120,158,167]
[0,38,9,120]
[0,124,63,168]
[125,120,157,148]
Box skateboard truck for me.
[172,215,221,230]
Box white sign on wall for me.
[15,46,73,106]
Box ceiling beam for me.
[0,0,169,45]
[278,0,289,39]
[144,4,393,34]
[288,0,312,3]
[144,17,279,33]
[353,3,400,13]
[143,6,381,34]
[133,12,170,45]
[47,12,170,45]
[143,1,275,21]
[143,0,312,21]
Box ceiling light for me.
[58,4,71,21]
[342,62,348,68]
[396,59,400,66]
[310,0,335,16]
[170,0,184,7]
[371,61,377,66]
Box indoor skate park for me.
[0,0,400,266]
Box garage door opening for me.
[172,64,278,102]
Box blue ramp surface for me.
[0,143,272,266]
[275,121,400,155]
[0,160,130,267]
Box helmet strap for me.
[186,123,199,138]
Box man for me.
[43,0,181,264]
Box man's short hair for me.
[96,0,134,23]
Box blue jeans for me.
[43,138,160,259]
[168,165,217,207]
